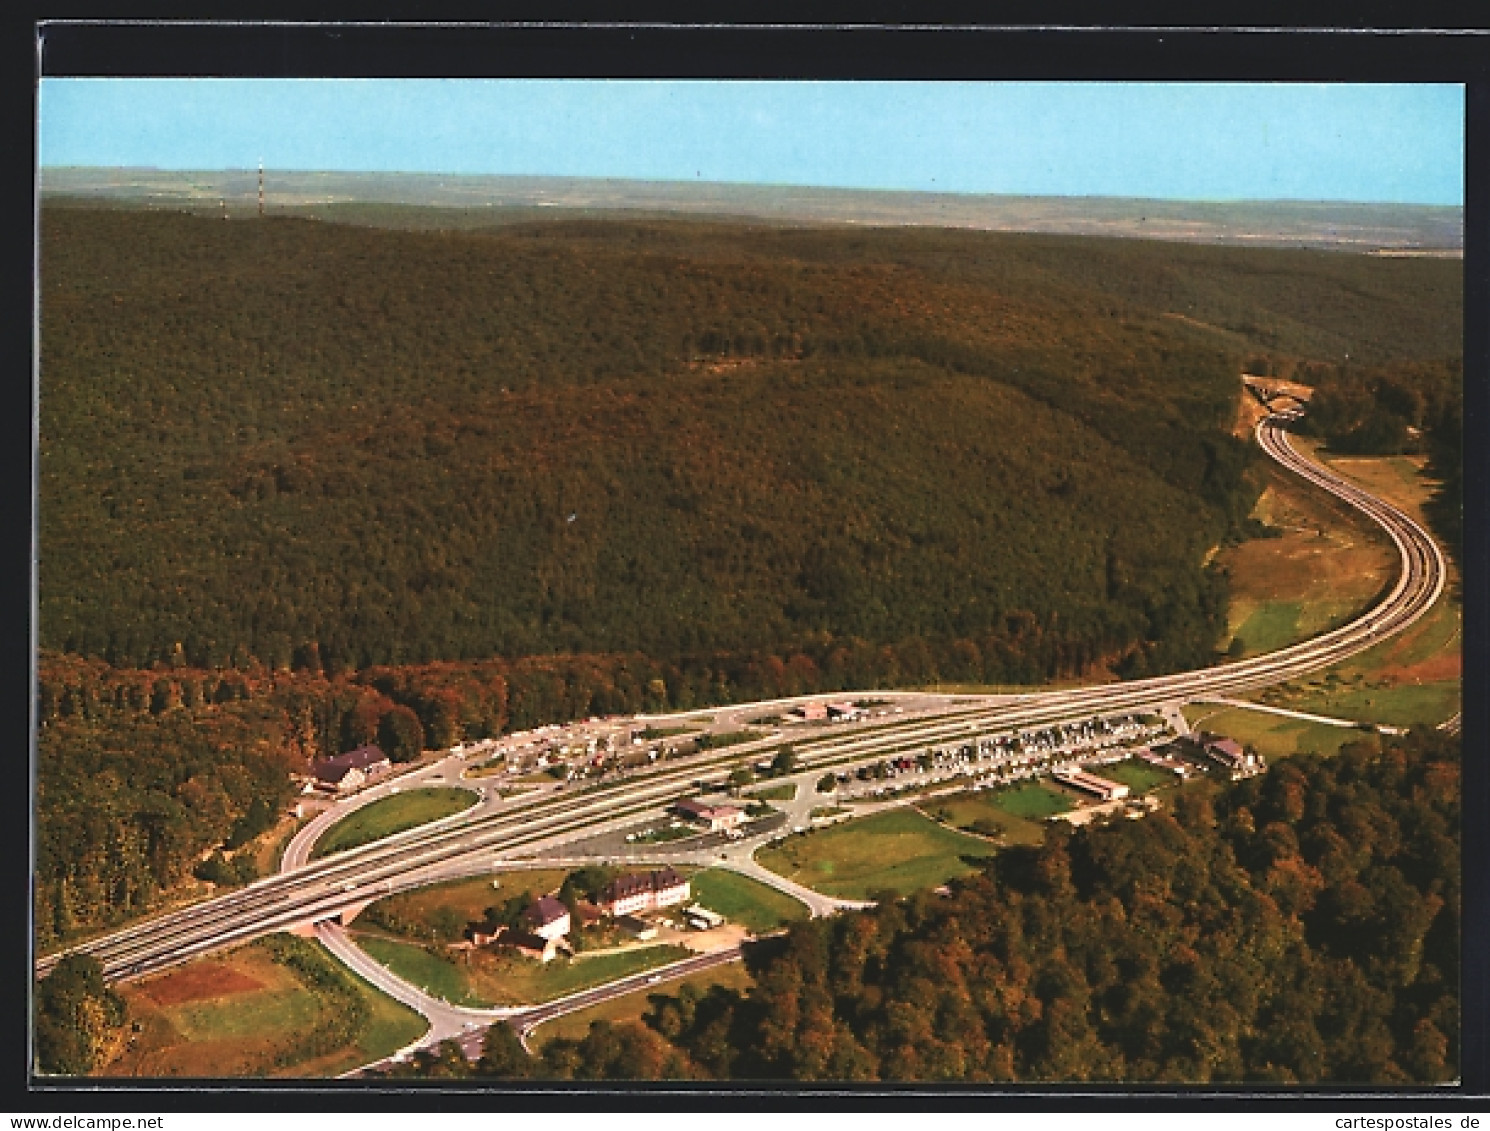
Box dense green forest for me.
[386,731,1460,1085]
[39,208,1459,681]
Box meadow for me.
[755,808,995,899]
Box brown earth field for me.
[135,961,266,1008]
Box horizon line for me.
[37,165,1463,211]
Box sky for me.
[38,79,1465,205]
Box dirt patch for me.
[138,962,265,1007]
[1377,650,1462,687]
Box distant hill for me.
[38,207,1460,682]
[40,167,1463,253]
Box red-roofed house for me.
[674,797,745,832]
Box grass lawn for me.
[992,781,1074,820]
[744,782,797,803]
[353,933,693,1008]
[362,869,572,942]
[474,945,694,1008]
[922,782,1071,846]
[1185,706,1364,761]
[1274,682,1459,731]
[1099,760,1175,796]
[687,869,811,934]
[311,787,478,858]
[755,808,995,900]
[533,961,754,1048]
[354,935,491,1007]
[1232,601,1302,656]
[101,937,424,1078]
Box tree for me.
[771,745,798,777]
[476,1022,533,1078]
[816,773,837,795]
[34,954,128,1075]
[377,704,425,763]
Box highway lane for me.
[37,413,1447,984]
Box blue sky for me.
[39,79,1464,205]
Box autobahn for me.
[35,411,1447,985]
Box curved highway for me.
[35,412,1447,985]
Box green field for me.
[687,869,810,934]
[353,933,693,1008]
[921,781,1072,846]
[1098,760,1176,796]
[311,788,478,858]
[1232,601,1303,657]
[1281,682,1460,730]
[532,961,754,1048]
[102,936,425,1078]
[991,781,1075,820]
[756,808,995,900]
[1185,706,1364,761]
[744,782,797,803]
[354,935,491,1007]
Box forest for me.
[40,208,1460,680]
[385,730,1460,1085]
[36,206,1462,950]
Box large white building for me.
[1052,768,1130,803]
[596,867,691,917]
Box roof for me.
[675,797,741,820]
[1205,737,1246,760]
[598,867,688,905]
[312,744,388,781]
[498,928,554,954]
[522,895,570,928]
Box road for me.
[36,413,1447,990]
